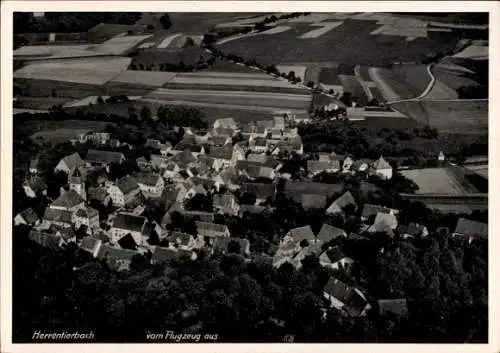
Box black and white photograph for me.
[1,1,498,350]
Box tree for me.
[228,240,242,255]
[140,106,152,121]
[97,96,104,105]
[185,193,213,212]
[159,14,172,29]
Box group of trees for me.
[14,12,142,34]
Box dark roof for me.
[213,193,237,209]
[28,230,62,249]
[209,146,233,160]
[209,135,231,146]
[24,176,47,192]
[317,223,345,243]
[454,218,488,240]
[75,207,99,218]
[195,221,229,236]
[174,136,198,151]
[236,160,263,171]
[378,299,409,318]
[284,181,343,198]
[79,237,102,254]
[287,225,315,243]
[241,182,275,199]
[116,176,139,195]
[152,246,180,263]
[215,127,236,136]
[86,149,124,164]
[43,208,73,224]
[331,191,357,210]
[323,277,368,316]
[190,176,215,190]
[29,158,40,169]
[322,246,348,263]
[17,208,39,224]
[112,213,146,233]
[170,150,196,166]
[218,166,239,185]
[399,222,426,236]
[361,204,395,219]
[88,187,109,202]
[307,160,337,172]
[300,194,327,209]
[117,233,138,250]
[254,137,267,147]
[180,209,215,223]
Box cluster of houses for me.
[15,115,488,319]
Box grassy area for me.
[14,78,100,99]
[375,65,430,100]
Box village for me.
[15,110,488,321]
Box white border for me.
[1,2,499,353]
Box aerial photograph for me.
[11,11,488,343]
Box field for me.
[130,46,210,69]
[424,80,459,100]
[14,96,72,110]
[400,167,476,194]
[14,57,132,85]
[338,75,368,104]
[432,65,480,90]
[14,78,100,99]
[109,70,177,86]
[217,17,461,67]
[453,44,488,60]
[390,100,488,134]
[370,64,431,101]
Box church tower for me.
[69,167,86,200]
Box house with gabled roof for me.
[284,181,343,200]
[209,145,245,171]
[74,207,99,234]
[152,246,180,264]
[14,208,40,227]
[136,156,152,171]
[367,212,398,237]
[55,152,84,174]
[109,213,148,246]
[298,194,327,210]
[42,208,73,229]
[132,172,165,197]
[326,191,357,216]
[208,134,232,147]
[150,154,169,171]
[88,186,110,206]
[23,176,48,198]
[249,137,268,153]
[319,246,354,270]
[195,221,230,244]
[79,237,103,258]
[452,218,488,243]
[50,190,85,212]
[281,225,316,249]
[372,155,392,180]
[86,149,125,167]
[213,192,240,216]
[316,223,346,244]
[213,117,237,130]
[107,176,140,207]
[29,158,40,174]
[353,158,372,172]
[28,229,65,249]
[241,182,275,205]
[323,277,371,317]
[97,244,139,271]
[271,136,304,156]
[307,160,339,176]
[361,204,399,223]
[217,166,241,190]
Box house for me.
[372,155,393,180]
[50,190,85,212]
[239,204,274,217]
[378,299,409,319]
[109,213,148,246]
[273,115,285,129]
[14,208,40,227]
[54,153,84,174]
[319,246,354,270]
[367,212,398,237]
[79,237,103,258]
[133,172,165,197]
[42,208,73,229]
[174,138,205,157]
[97,244,139,271]
[168,231,198,251]
[209,146,240,171]
[247,153,268,164]
[241,182,275,205]
[195,221,230,243]
[307,160,339,176]
[136,156,152,171]
[273,256,303,270]
[272,137,304,156]
[249,137,268,153]
[398,222,429,239]
[22,176,48,198]
[163,162,181,180]
[87,187,111,206]
[86,149,125,167]
[90,132,111,145]
[190,176,217,193]
[322,277,371,317]
[438,150,446,162]
[208,134,232,147]
[213,193,240,216]
[316,223,346,244]
[213,117,237,130]
[151,246,181,264]
[150,154,169,171]
[242,124,268,139]
[243,165,276,180]
[298,194,327,209]
[284,181,343,200]
[29,158,40,174]
[281,225,316,247]
[50,226,77,244]
[326,191,357,216]
[74,207,99,233]
[194,155,215,176]
[179,210,215,223]
[107,176,140,207]
[28,230,65,249]
[217,167,241,190]
[214,127,237,138]
[361,204,399,223]
[452,218,488,243]
[213,237,250,256]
